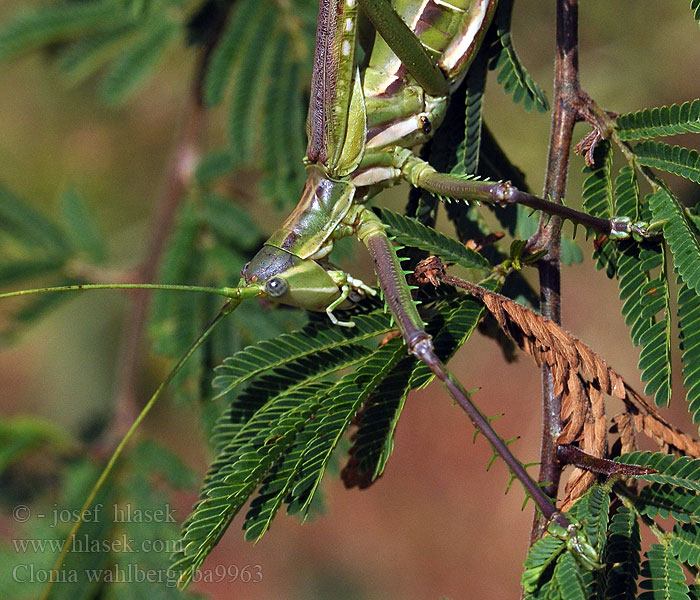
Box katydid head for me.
[242,245,348,312]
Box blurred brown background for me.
[1,1,700,598]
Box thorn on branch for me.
[556,444,657,477]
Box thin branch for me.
[103,20,228,450]
[527,0,583,545]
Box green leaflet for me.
[584,161,672,406]
[60,188,106,264]
[210,344,372,460]
[692,0,700,28]
[0,184,70,256]
[638,544,690,600]
[553,552,587,600]
[649,186,700,295]
[201,193,259,250]
[522,487,610,596]
[101,18,179,104]
[346,291,491,486]
[172,383,326,588]
[522,533,566,594]
[678,278,700,429]
[616,100,700,141]
[490,0,549,113]
[581,141,613,225]
[58,21,137,86]
[635,141,700,184]
[568,485,610,556]
[604,506,641,600]
[377,208,491,271]
[0,184,100,339]
[195,150,235,186]
[581,141,615,274]
[341,355,414,486]
[228,3,278,164]
[0,416,71,477]
[261,36,305,206]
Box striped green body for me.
[242,0,498,316]
[363,0,496,154]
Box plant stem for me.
[106,18,228,449]
[528,0,581,545]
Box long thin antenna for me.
[39,300,239,600]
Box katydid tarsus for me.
[10,0,682,584]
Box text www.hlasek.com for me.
[13,533,182,554]
[13,563,264,587]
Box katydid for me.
[6,0,663,585]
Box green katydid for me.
[7,0,672,588]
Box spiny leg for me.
[389,148,655,240]
[353,207,584,534]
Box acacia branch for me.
[102,25,226,451]
[527,0,583,544]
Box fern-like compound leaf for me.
[491,0,549,113]
[581,141,615,274]
[649,186,700,295]
[569,485,611,556]
[227,2,277,164]
[452,49,487,176]
[604,506,641,600]
[582,141,613,220]
[58,22,136,86]
[638,544,690,600]
[593,169,672,406]
[172,383,326,587]
[210,344,372,463]
[341,355,414,486]
[0,1,119,61]
[377,208,490,272]
[101,18,178,104]
[0,184,70,256]
[635,141,700,184]
[242,422,316,541]
[616,100,700,140]
[553,552,587,600]
[261,37,306,206]
[213,310,392,399]
[521,534,566,594]
[694,0,700,27]
[287,340,407,515]
[617,452,700,492]
[203,0,263,105]
[678,279,700,429]
[670,523,700,568]
[60,188,106,264]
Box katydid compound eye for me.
[420,115,432,135]
[265,277,288,297]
